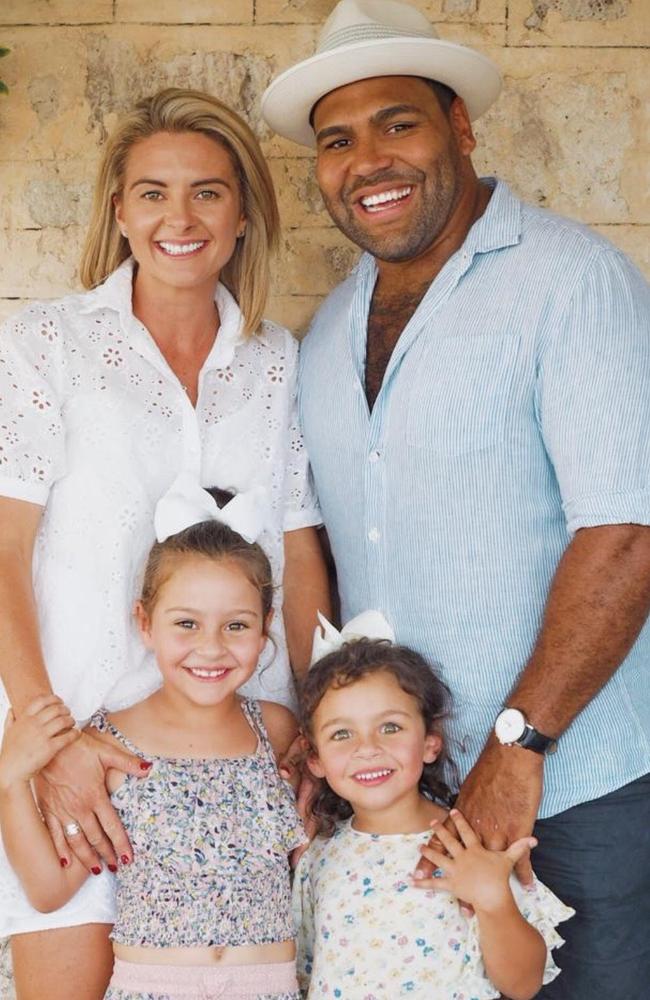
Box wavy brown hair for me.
[299,639,455,837]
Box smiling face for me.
[136,554,268,709]
[313,76,476,263]
[308,669,441,832]
[113,130,246,297]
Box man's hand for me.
[412,810,537,911]
[416,740,544,886]
[35,729,151,873]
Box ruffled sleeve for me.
[459,875,575,998]
[511,875,575,985]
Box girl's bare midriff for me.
[114,939,296,966]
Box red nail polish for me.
[59,858,68,868]
[120,854,130,865]
[108,864,118,873]
[91,866,101,875]
[140,760,152,770]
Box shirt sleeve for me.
[292,850,315,997]
[282,333,322,533]
[0,304,67,505]
[537,248,650,534]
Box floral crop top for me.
[89,699,306,949]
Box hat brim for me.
[261,37,502,147]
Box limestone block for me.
[508,0,650,47]
[270,157,326,230]
[116,1,254,24]
[0,27,102,162]
[594,225,650,276]
[473,47,649,224]
[266,294,321,336]
[1,0,112,24]
[0,226,82,299]
[273,226,360,296]
[0,159,96,230]
[0,23,319,162]
[256,0,506,25]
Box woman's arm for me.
[283,526,331,679]
[0,696,89,911]
[0,495,147,873]
[0,497,53,711]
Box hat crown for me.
[318,0,439,55]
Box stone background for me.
[0,1,648,335]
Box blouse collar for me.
[79,258,247,371]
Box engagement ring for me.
[64,821,81,837]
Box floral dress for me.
[293,819,574,1000]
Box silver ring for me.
[64,821,81,837]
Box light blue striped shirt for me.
[299,179,650,818]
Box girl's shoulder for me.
[256,699,299,763]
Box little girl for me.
[294,619,574,1000]
[0,476,305,1000]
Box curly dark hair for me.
[140,487,273,627]
[299,638,455,836]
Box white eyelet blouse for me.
[0,259,320,935]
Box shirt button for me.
[368,528,380,543]
[368,450,380,463]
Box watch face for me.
[495,708,526,744]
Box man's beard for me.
[321,145,462,263]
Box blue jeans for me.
[532,772,650,1000]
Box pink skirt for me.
[105,957,301,1000]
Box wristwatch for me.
[494,708,557,755]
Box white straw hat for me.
[261,0,502,148]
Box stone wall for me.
[0,0,648,334]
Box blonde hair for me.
[80,88,280,335]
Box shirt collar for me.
[78,257,246,371]
[355,177,523,286]
[468,178,523,255]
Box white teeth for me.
[354,769,392,781]
[158,241,205,255]
[361,187,412,209]
[186,667,227,678]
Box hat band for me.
[319,23,435,54]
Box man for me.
[262,1,650,998]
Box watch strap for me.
[518,723,557,755]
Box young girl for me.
[0,477,305,1000]
[294,622,574,1000]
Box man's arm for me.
[452,522,650,881]
[283,526,331,679]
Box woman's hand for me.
[0,695,79,790]
[34,728,151,874]
[412,809,537,914]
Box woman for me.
[0,88,328,999]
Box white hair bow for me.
[154,472,269,544]
[310,610,395,665]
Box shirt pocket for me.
[405,333,521,455]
